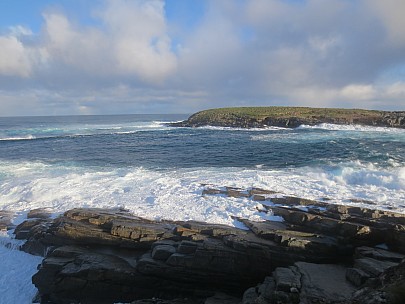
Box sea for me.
[0,114,405,303]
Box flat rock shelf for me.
[6,186,405,303]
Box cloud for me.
[41,0,177,83]
[100,0,177,81]
[0,0,177,84]
[341,85,376,101]
[0,0,405,116]
[367,0,405,47]
[0,35,33,77]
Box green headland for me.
[171,106,405,128]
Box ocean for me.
[0,114,405,303]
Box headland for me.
[170,107,405,129]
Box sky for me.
[0,0,405,116]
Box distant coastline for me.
[170,106,405,129]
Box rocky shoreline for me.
[2,186,405,303]
[170,107,405,129]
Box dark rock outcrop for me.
[18,206,353,303]
[10,186,405,303]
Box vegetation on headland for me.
[171,106,405,128]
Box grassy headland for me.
[171,106,405,128]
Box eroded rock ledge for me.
[11,187,405,303]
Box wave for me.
[193,125,288,131]
[0,135,36,141]
[304,161,405,191]
[298,123,405,133]
[0,160,404,229]
[0,121,175,142]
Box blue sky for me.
[0,0,404,116]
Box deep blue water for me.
[0,114,403,170]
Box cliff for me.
[171,107,405,129]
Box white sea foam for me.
[0,231,42,304]
[298,123,405,133]
[0,121,173,142]
[0,135,36,141]
[1,160,404,303]
[196,125,288,131]
[1,160,404,223]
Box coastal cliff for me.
[171,107,405,129]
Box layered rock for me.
[17,206,352,303]
[10,186,405,303]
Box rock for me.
[242,276,276,304]
[204,292,241,304]
[295,262,356,303]
[27,208,53,219]
[354,258,397,276]
[355,246,405,263]
[347,259,405,304]
[26,209,284,302]
[227,189,250,198]
[350,287,387,304]
[346,267,370,287]
[238,219,287,240]
[152,244,176,261]
[242,287,259,304]
[249,188,278,196]
[270,196,327,208]
[273,267,301,292]
[24,207,362,303]
[14,201,405,304]
[14,218,52,256]
[32,246,157,304]
[171,107,405,129]
[177,240,199,254]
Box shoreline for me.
[5,186,405,303]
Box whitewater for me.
[0,114,404,303]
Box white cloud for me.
[41,0,177,82]
[0,35,32,77]
[340,84,377,101]
[100,0,177,82]
[385,82,405,99]
[1,0,405,115]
